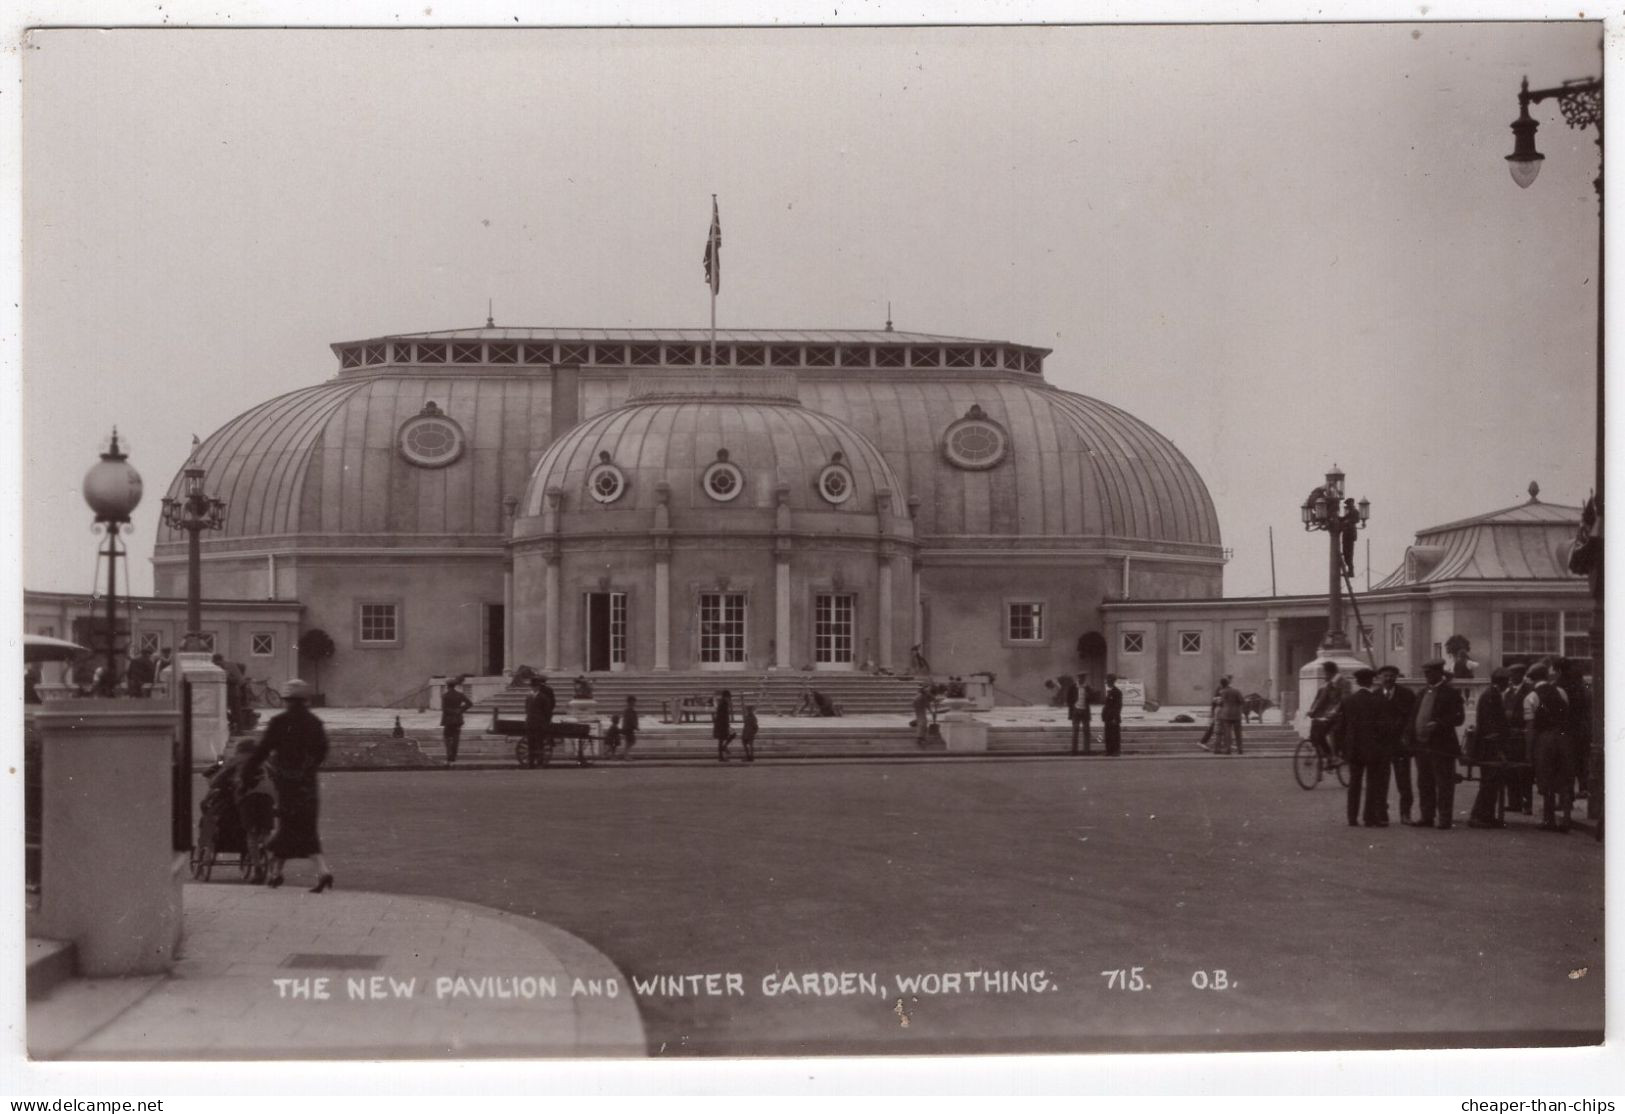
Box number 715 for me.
[1101,967,1147,991]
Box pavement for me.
[28,883,647,1060]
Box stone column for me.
[775,557,791,669]
[503,494,518,672]
[543,554,561,674]
[1265,616,1281,708]
[877,552,894,670]
[29,701,183,976]
[176,651,229,765]
[654,558,671,671]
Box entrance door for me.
[586,593,627,672]
[814,594,855,670]
[699,592,747,670]
[483,604,505,675]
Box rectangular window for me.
[359,603,399,645]
[734,345,765,367]
[768,345,800,367]
[417,342,447,365]
[559,343,589,365]
[665,344,696,366]
[629,344,662,366]
[451,342,483,364]
[1178,631,1203,654]
[874,346,905,368]
[196,632,217,654]
[908,347,940,368]
[1121,631,1144,654]
[978,348,1000,368]
[362,342,386,365]
[1390,622,1405,651]
[487,342,519,364]
[804,345,835,367]
[1235,630,1257,653]
[393,341,416,363]
[839,346,872,368]
[251,632,275,657]
[814,594,856,667]
[1007,602,1044,643]
[522,342,554,365]
[610,593,628,668]
[944,346,975,368]
[339,347,364,369]
[1501,610,1559,661]
[1563,610,1593,672]
[1358,626,1374,652]
[698,592,747,667]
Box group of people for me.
[1309,656,1591,833]
[1062,672,1125,756]
[1195,677,1248,755]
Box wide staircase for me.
[473,670,924,721]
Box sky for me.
[17,20,1604,599]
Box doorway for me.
[585,592,627,672]
[483,604,505,675]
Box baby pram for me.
[191,751,275,883]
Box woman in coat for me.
[713,689,735,763]
[244,678,335,892]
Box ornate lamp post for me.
[160,460,227,653]
[1299,465,1370,654]
[81,430,144,690]
[1505,69,1604,832]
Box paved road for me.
[306,758,1603,1057]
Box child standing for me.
[741,704,759,763]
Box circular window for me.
[398,411,465,468]
[818,463,854,505]
[703,460,744,502]
[587,462,627,504]
[943,412,1008,470]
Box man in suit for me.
[1468,668,1513,829]
[1341,668,1388,827]
[1411,658,1466,829]
[524,673,556,769]
[1064,672,1094,755]
[1101,673,1124,757]
[1503,662,1534,814]
[1375,664,1417,824]
[1526,661,1573,832]
[1214,676,1244,755]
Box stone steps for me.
[474,671,926,718]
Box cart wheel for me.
[1334,757,1350,787]
[1293,740,1322,790]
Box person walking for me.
[439,677,473,768]
[1341,668,1388,827]
[713,689,735,762]
[740,704,759,763]
[243,679,334,892]
[1468,668,1513,829]
[1526,661,1572,832]
[1101,673,1123,756]
[524,673,555,769]
[620,695,640,760]
[1214,676,1244,756]
[912,684,934,747]
[1374,664,1417,824]
[1411,659,1465,830]
[1064,673,1094,755]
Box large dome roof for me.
[522,373,909,523]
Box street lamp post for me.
[81,430,144,690]
[1505,70,1604,834]
[160,461,226,653]
[1300,465,1371,654]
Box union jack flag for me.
[703,197,721,294]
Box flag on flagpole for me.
[703,196,722,294]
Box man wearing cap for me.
[1411,659,1466,829]
[1525,661,1572,832]
[1214,675,1244,756]
[440,677,473,768]
[1341,668,1388,827]
[1064,672,1094,756]
[1306,661,1344,765]
[524,673,556,769]
[1373,665,1417,824]
[1468,668,1513,829]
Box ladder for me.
[1342,568,1378,666]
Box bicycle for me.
[1293,737,1350,790]
[244,678,283,708]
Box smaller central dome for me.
[522,385,908,522]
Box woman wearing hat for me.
[244,678,335,891]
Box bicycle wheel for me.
[1293,740,1322,790]
[1334,757,1350,787]
[515,741,530,768]
[262,685,283,708]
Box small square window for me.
[359,603,399,645]
[768,345,800,367]
[909,347,940,369]
[735,345,765,367]
[417,343,447,365]
[251,632,275,656]
[393,341,416,363]
[559,344,589,365]
[1235,630,1257,653]
[630,344,662,366]
[522,342,554,364]
[451,342,483,364]
[978,348,1000,368]
[138,632,162,655]
[875,347,905,368]
[593,344,626,366]
[488,342,519,364]
[944,347,974,368]
[805,346,835,367]
[340,347,364,369]
[1390,622,1405,651]
[1359,626,1374,652]
[362,343,386,365]
[1121,631,1145,654]
[1007,602,1045,642]
[1178,631,1203,654]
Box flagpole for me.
[709,194,718,368]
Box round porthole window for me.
[703,455,744,502]
[817,460,854,505]
[588,461,627,504]
[397,403,465,469]
[942,405,1008,470]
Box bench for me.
[664,696,721,724]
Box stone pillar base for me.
[176,652,230,765]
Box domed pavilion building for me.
[143,326,1225,705]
